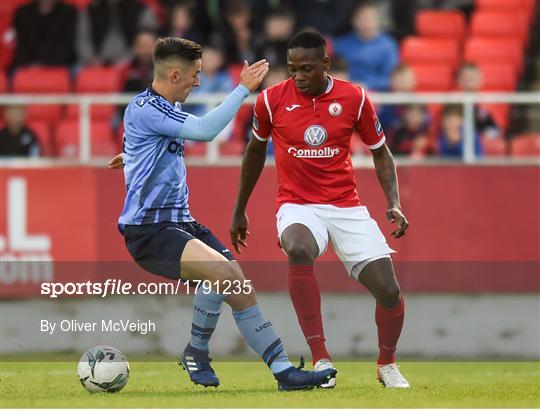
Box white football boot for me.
[377,363,411,388]
[314,359,336,388]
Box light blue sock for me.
[233,304,293,374]
[189,290,225,351]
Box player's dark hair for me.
[154,37,202,64]
[458,61,479,75]
[287,30,326,57]
[442,104,463,117]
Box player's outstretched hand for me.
[239,59,269,92]
[386,207,409,238]
[230,210,250,253]
[108,153,125,169]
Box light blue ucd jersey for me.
[119,87,193,227]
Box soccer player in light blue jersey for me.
[109,37,336,391]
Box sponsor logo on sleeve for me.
[373,115,383,136]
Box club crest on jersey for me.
[373,115,383,136]
[304,125,327,147]
[328,102,342,117]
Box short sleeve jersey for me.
[252,77,385,209]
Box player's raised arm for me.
[178,60,269,142]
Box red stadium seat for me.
[76,66,123,93]
[27,121,53,156]
[481,137,506,156]
[401,37,460,70]
[470,12,529,47]
[475,0,535,24]
[415,10,466,41]
[26,105,64,125]
[12,67,71,93]
[55,120,116,158]
[0,70,7,93]
[66,104,117,121]
[476,64,517,91]
[511,133,540,156]
[464,37,523,74]
[410,64,453,91]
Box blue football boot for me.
[179,344,220,387]
[274,357,337,391]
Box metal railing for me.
[1,91,539,164]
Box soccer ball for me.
[77,345,130,393]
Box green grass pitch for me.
[1,359,539,408]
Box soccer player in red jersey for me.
[230,31,410,388]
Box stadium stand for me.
[511,133,540,156]
[401,37,460,71]
[464,37,524,74]
[470,12,530,48]
[55,119,116,158]
[477,64,517,91]
[12,67,71,94]
[75,66,123,93]
[415,10,466,41]
[410,64,453,91]
[27,120,53,156]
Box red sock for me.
[288,265,331,364]
[375,297,405,365]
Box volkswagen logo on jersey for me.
[328,102,342,117]
[304,125,328,147]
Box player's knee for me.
[284,242,316,265]
[378,284,402,308]
[215,262,239,284]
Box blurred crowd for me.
[0,0,535,159]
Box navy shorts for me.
[123,221,234,280]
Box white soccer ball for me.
[77,345,130,393]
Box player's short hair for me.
[458,62,479,75]
[442,104,463,118]
[287,30,327,58]
[391,63,412,76]
[154,37,202,65]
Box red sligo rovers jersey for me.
[252,77,385,209]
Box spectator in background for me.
[438,104,482,158]
[287,0,354,36]
[389,104,432,157]
[255,7,295,66]
[0,106,40,157]
[160,1,206,44]
[11,0,78,70]
[333,2,398,90]
[77,0,158,66]
[329,57,349,81]
[123,30,157,92]
[378,64,417,133]
[456,62,501,139]
[221,1,256,65]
